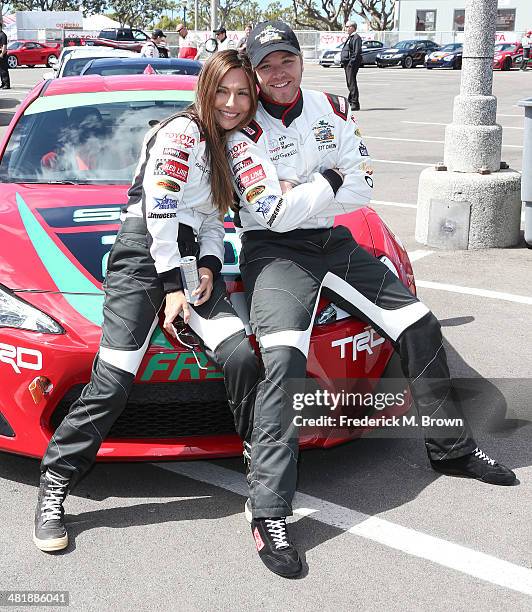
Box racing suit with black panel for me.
[42,115,260,486]
[227,89,476,519]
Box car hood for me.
[1,183,128,295]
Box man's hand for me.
[164,290,190,334]
[192,267,213,307]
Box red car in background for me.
[0,75,414,462]
[492,42,523,70]
[6,40,61,69]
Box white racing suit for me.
[42,115,260,486]
[227,89,476,519]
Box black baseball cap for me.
[246,21,301,67]
[214,27,226,34]
[152,29,166,38]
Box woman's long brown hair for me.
[186,50,257,216]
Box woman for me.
[33,50,260,552]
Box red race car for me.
[6,40,61,69]
[0,75,414,462]
[492,42,524,70]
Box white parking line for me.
[373,159,433,167]
[401,121,523,130]
[371,199,417,209]
[366,135,523,148]
[416,280,532,305]
[155,461,532,596]
[407,250,433,262]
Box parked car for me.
[43,47,138,79]
[333,40,389,67]
[319,43,344,67]
[80,57,202,77]
[492,42,523,70]
[376,39,440,68]
[6,40,61,69]
[425,43,463,69]
[0,74,415,461]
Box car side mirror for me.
[204,38,218,54]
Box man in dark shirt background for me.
[0,21,10,90]
[340,20,362,110]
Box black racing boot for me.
[251,517,302,578]
[431,447,517,485]
[33,470,70,552]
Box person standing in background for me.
[340,21,362,111]
[238,24,252,51]
[177,24,200,59]
[521,30,532,70]
[140,29,166,58]
[213,27,233,52]
[0,22,10,90]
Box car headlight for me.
[443,55,454,61]
[0,287,64,334]
[494,54,502,60]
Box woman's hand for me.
[279,180,297,193]
[192,267,213,307]
[163,290,190,335]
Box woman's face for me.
[214,68,252,131]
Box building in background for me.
[395,0,532,34]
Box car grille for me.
[49,382,235,439]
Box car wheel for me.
[402,56,413,69]
[453,59,462,70]
[46,55,57,67]
[502,57,512,71]
[426,65,433,69]
[7,55,17,69]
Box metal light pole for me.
[415,0,521,249]
[194,0,198,31]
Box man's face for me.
[245,26,251,36]
[216,32,224,41]
[345,25,356,36]
[179,26,188,38]
[255,51,303,104]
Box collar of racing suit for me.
[258,88,303,127]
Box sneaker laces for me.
[264,518,290,550]
[41,472,68,522]
[473,447,496,466]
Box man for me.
[0,21,10,90]
[238,24,252,51]
[520,30,531,70]
[340,21,362,111]
[140,29,166,58]
[213,27,233,52]
[177,24,199,59]
[227,20,516,578]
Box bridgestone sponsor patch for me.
[156,179,181,192]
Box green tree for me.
[106,0,171,28]
[290,0,396,31]
[263,2,293,24]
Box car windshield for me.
[62,56,114,77]
[0,91,193,184]
[85,62,201,76]
[8,42,24,50]
[494,44,516,52]
[395,41,417,50]
[442,44,462,52]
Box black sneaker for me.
[251,517,302,577]
[431,447,517,485]
[33,470,70,552]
